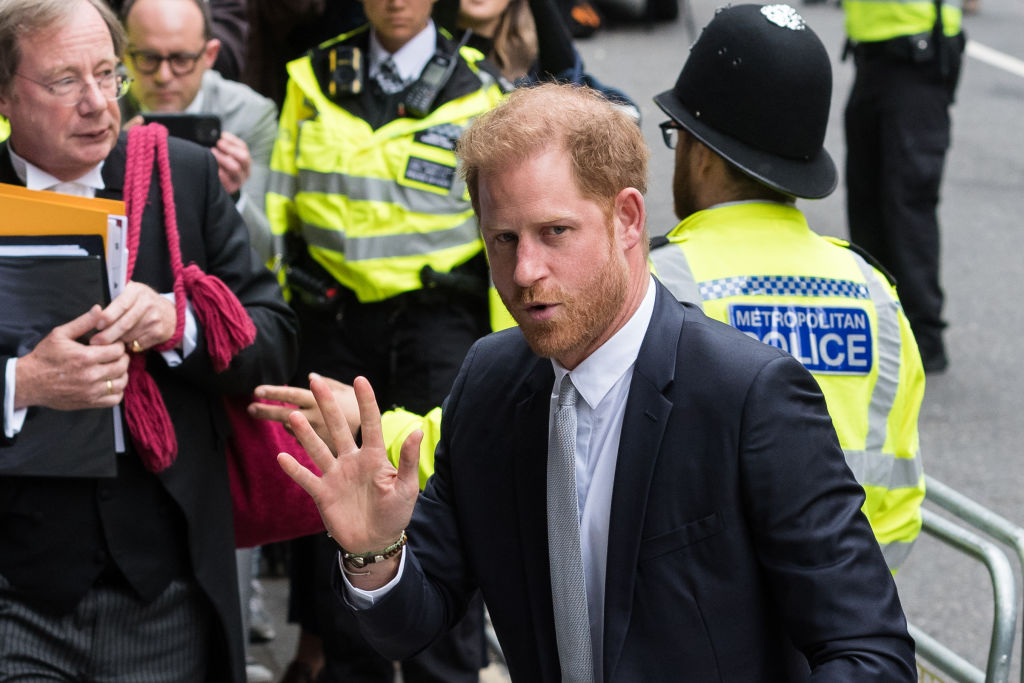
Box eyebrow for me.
[38,56,118,80]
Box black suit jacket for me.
[0,135,298,683]
[350,281,915,681]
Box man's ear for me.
[613,187,646,251]
[203,38,221,69]
[0,90,12,120]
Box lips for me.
[76,128,111,141]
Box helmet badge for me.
[760,4,806,30]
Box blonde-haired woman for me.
[449,0,639,118]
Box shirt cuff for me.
[4,358,28,438]
[340,546,407,609]
[158,293,198,366]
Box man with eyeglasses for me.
[121,0,280,263]
[0,1,298,681]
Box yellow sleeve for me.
[380,406,443,490]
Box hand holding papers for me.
[0,183,129,476]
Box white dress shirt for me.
[346,276,658,681]
[548,274,655,680]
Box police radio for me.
[402,31,471,119]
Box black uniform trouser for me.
[845,51,959,361]
[288,286,490,683]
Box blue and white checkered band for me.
[698,275,870,301]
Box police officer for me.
[649,3,926,571]
[842,0,965,372]
[265,0,504,680]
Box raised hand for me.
[277,375,422,588]
[249,375,360,448]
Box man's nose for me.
[77,78,108,113]
[513,239,547,288]
[154,59,175,83]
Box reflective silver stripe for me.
[843,448,924,490]
[649,243,703,306]
[851,0,958,6]
[879,540,915,572]
[301,216,479,261]
[268,170,297,199]
[297,169,467,215]
[854,257,903,457]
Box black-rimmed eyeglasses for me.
[659,120,683,150]
[128,48,205,76]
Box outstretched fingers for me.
[285,408,337,479]
[309,372,357,456]
[350,376,385,450]
[276,450,324,499]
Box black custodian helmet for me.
[654,4,837,199]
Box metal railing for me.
[910,475,1024,683]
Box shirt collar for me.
[184,82,205,113]
[552,275,656,410]
[369,20,437,84]
[7,145,105,195]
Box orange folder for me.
[0,182,125,248]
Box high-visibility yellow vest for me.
[267,26,504,303]
[649,201,925,571]
[0,117,9,142]
[844,0,962,43]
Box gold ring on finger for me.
[106,379,114,396]
[131,339,144,353]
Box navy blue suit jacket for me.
[349,281,915,681]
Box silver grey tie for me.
[547,375,594,682]
[375,58,405,95]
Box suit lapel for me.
[97,135,127,201]
[603,283,683,680]
[0,143,20,185]
[512,357,562,672]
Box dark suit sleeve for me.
[166,142,298,394]
[740,355,916,680]
[342,343,483,659]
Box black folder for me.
[0,250,116,477]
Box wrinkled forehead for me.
[19,2,116,71]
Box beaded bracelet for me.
[339,530,407,572]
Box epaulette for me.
[825,235,898,287]
[649,233,672,250]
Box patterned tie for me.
[547,375,594,682]
[375,57,406,95]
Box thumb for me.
[58,305,102,341]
